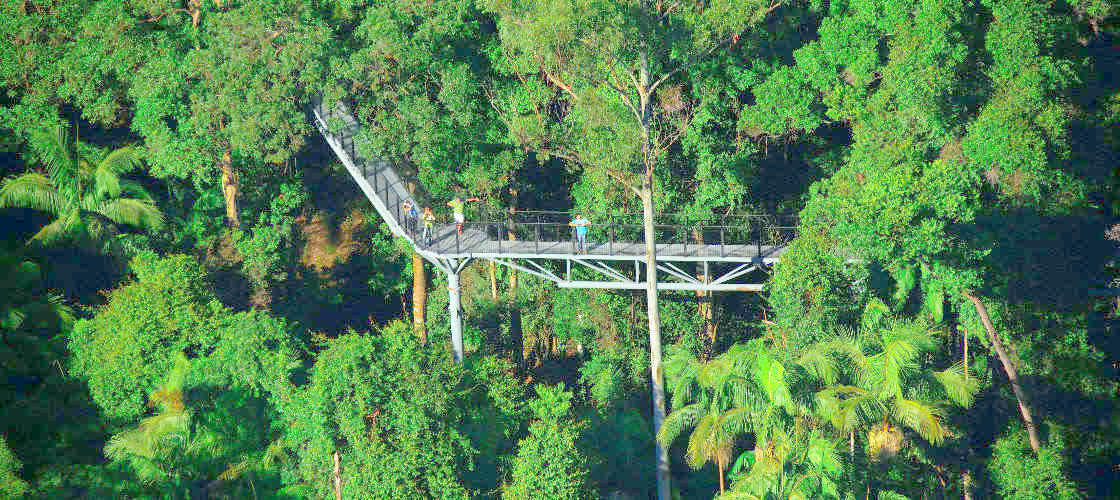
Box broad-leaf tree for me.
[503,384,596,500]
[278,321,473,499]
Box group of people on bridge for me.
[400,197,593,253]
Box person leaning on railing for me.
[569,213,590,254]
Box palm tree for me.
[0,125,164,248]
[658,339,827,495]
[719,426,843,500]
[0,253,73,347]
[816,318,977,495]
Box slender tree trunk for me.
[696,243,716,349]
[219,149,240,228]
[412,252,427,344]
[507,195,523,366]
[718,457,725,495]
[962,470,972,500]
[963,291,1042,454]
[644,186,670,500]
[333,452,342,500]
[850,430,857,495]
[638,49,671,500]
[962,326,969,383]
[489,261,498,299]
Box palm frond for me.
[663,345,700,405]
[931,362,979,407]
[119,179,156,203]
[94,146,143,200]
[94,162,123,200]
[716,490,764,500]
[1,307,25,330]
[37,124,77,184]
[96,198,165,231]
[716,406,755,438]
[27,214,78,246]
[0,173,68,215]
[105,411,191,460]
[893,398,948,444]
[861,297,891,331]
[817,385,878,432]
[98,145,144,174]
[796,342,839,385]
[751,351,792,408]
[890,264,917,311]
[698,357,734,391]
[805,437,842,477]
[656,403,703,447]
[685,414,720,469]
[217,459,252,481]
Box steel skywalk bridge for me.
[310,98,797,361]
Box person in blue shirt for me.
[569,214,590,253]
[402,200,418,238]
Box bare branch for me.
[604,168,643,198]
[542,68,576,98]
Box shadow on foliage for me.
[972,212,1114,311]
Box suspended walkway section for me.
[309,98,797,361]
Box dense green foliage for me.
[1,0,1117,499]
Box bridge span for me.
[310,98,797,361]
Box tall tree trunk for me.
[695,238,716,350]
[333,452,342,500]
[412,252,427,344]
[219,149,240,228]
[717,457,725,495]
[963,291,1041,454]
[850,430,857,495]
[638,49,671,500]
[507,192,523,366]
[643,186,670,500]
[962,470,972,500]
[489,261,498,299]
[962,326,969,383]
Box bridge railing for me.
[428,215,797,257]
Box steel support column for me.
[448,271,464,363]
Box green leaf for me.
[890,265,917,311]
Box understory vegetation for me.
[1,0,1118,499]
